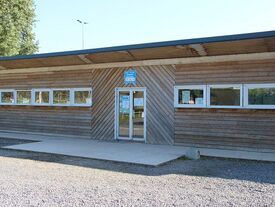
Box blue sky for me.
[34,0,275,53]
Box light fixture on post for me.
[77,19,88,49]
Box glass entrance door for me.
[132,91,145,139]
[118,91,130,138]
[116,88,146,141]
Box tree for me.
[0,0,38,56]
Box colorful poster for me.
[120,96,130,113]
[195,98,203,104]
[134,98,144,106]
[182,90,190,104]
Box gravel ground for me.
[0,144,274,206]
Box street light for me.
[77,19,88,49]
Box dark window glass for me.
[248,88,275,105]
[210,87,240,106]
[178,89,204,105]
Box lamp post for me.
[77,19,88,49]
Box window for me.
[174,85,206,107]
[33,89,51,105]
[244,84,275,109]
[73,88,92,106]
[1,90,15,104]
[53,89,70,105]
[0,88,93,107]
[208,85,242,108]
[16,90,31,105]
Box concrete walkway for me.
[0,132,187,166]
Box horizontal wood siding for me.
[0,69,92,137]
[0,106,91,137]
[91,65,175,144]
[175,59,275,152]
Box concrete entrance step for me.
[3,137,187,166]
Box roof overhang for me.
[1,30,275,70]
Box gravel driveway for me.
[0,144,274,206]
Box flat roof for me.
[1,30,275,69]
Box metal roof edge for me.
[1,30,275,61]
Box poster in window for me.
[134,98,143,106]
[195,98,203,105]
[182,90,190,104]
[120,96,130,113]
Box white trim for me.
[115,87,147,143]
[174,85,207,108]
[244,83,275,109]
[207,84,243,108]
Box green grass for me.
[177,156,190,161]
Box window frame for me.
[72,88,92,107]
[52,88,71,106]
[174,85,207,108]
[0,88,93,107]
[16,90,32,105]
[207,84,243,109]
[244,83,275,109]
[32,89,52,106]
[0,89,16,105]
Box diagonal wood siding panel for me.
[91,65,175,144]
[138,65,175,144]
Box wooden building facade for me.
[0,30,275,159]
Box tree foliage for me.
[0,0,38,56]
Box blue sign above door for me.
[124,69,136,85]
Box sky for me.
[34,0,275,54]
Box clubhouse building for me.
[0,30,275,161]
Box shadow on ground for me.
[0,138,38,147]
[1,141,275,185]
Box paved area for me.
[1,131,275,162]
[3,137,187,166]
[0,148,274,207]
